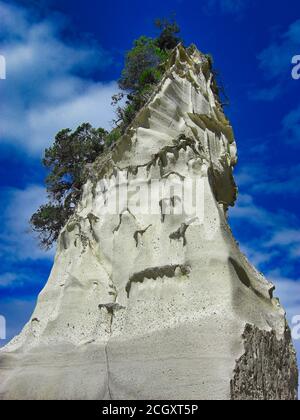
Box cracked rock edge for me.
[231,324,298,400]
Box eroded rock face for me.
[0,45,297,400]
[231,324,298,400]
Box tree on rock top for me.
[30,123,107,249]
[115,18,183,132]
[154,18,182,51]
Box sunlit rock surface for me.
[0,45,297,400]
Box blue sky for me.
[0,0,300,381]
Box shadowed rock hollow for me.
[0,45,298,400]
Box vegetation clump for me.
[30,124,107,248]
[30,18,225,249]
[114,18,183,134]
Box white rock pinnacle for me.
[0,45,298,400]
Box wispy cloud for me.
[0,297,36,347]
[0,272,18,287]
[250,19,300,101]
[258,19,300,80]
[0,271,40,289]
[240,244,279,267]
[264,229,300,262]
[230,193,286,228]
[0,1,117,154]
[266,229,300,247]
[282,104,300,146]
[248,19,300,148]
[235,162,300,196]
[248,84,283,102]
[0,184,54,261]
[230,190,300,272]
[0,183,54,300]
[204,0,251,15]
[267,271,300,332]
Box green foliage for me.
[205,54,229,107]
[119,36,162,92]
[30,204,72,249]
[105,127,122,147]
[31,19,184,249]
[115,18,182,134]
[205,53,214,68]
[30,123,107,248]
[139,67,162,86]
[154,18,182,51]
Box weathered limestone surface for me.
[231,324,298,400]
[0,45,297,400]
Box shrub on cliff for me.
[30,123,107,249]
[154,18,182,51]
[114,18,182,133]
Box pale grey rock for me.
[0,45,297,400]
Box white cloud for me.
[250,20,300,146]
[204,0,251,15]
[248,84,283,102]
[26,81,117,153]
[235,162,300,195]
[264,228,300,262]
[0,272,18,287]
[230,193,279,227]
[231,193,300,259]
[0,1,117,154]
[240,244,278,267]
[271,273,300,319]
[282,104,300,146]
[0,271,31,288]
[258,19,300,80]
[0,185,55,261]
[250,19,300,101]
[266,229,300,247]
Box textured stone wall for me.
[231,324,298,400]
